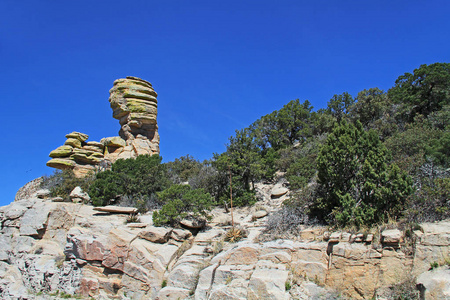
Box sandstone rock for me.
[70,186,90,203]
[101,136,126,148]
[49,145,74,158]
[46,158,76,169]
[417,266,450,299]
[65,137,83,148]
[109,76,159,152]
[72,148,104,165]
[248,268,289,300]
[271,186,288,198]
[171,228,193,242]
[65,132,89,142]
[252,210,268,219]
[138,226,172,244]
[93,206,138,214]
[382,229,403,246]
[180,218,205,229]
[157,287,191,299]
[36,189,51,199]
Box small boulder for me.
[101,136,126,148]
[36,189,51,199]
[252,210,268,220]
[382,229,403,246]
[46,158,76,169]
[139,226,173,243]
[70,186,90,203]
[180,218,205,229]
[65,138,82,148]
[271,186,288,198]
[65,131,89,142]
[49,145,73,158]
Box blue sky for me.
[1,0,449,206]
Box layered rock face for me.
[109,76,159,149]
[2,188,450,299]
[46,77,159,176]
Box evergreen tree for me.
[389,62,450,122]
[315,121,412,226]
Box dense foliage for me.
[89,155,170,207]
[314,121,412,226]
[152,184,213,227]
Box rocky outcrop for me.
[46,77,160,177]
[109,76,159,148]
[1,187,450,299]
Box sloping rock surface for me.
[1,193,449,299]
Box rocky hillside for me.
[1,182,449,300]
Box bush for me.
[152,184,213,227]
[89,155,170,206]
[165,155,202,184]
[41,169,95,201]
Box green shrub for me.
[42,169,95,201]
[89,155,170,207]
[165,154,202,184]
[153,184,213,227]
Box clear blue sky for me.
[1,0,449,206]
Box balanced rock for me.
[108,76,160,153]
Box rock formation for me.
[3,181,450,299]
[46,77,160,176]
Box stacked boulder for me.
[46,76,160,176]
[47,132,105,177]
[108,76,160,156]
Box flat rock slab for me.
[93,206,138,214]
[271,187,288,198]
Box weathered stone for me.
[101,136,126,148]
[49,145,73,158]
[382,229,403,246]
[248,268,289,299]
[65,138,82,148]
[46,77,159,176]
[138,226,172,244]
[180,218,205,229]
[271,186,288,197]
[171,228,193,242]
[65,132,89,142]
[109,76,159,153]
[252,210,268,219]
[416,266,450,299]
[72,148,103,164]
[46,158,76,169]
[93,206,138,214]
[36,189,51,199]
[70,186,90,203]
[157,287,190,299]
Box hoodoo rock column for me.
[46,76,160,176]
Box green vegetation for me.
[46,62,449,231]
[89,154,170,207]
[314,121,412,227]
[152,184,213,227]
[42,169,95,201]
